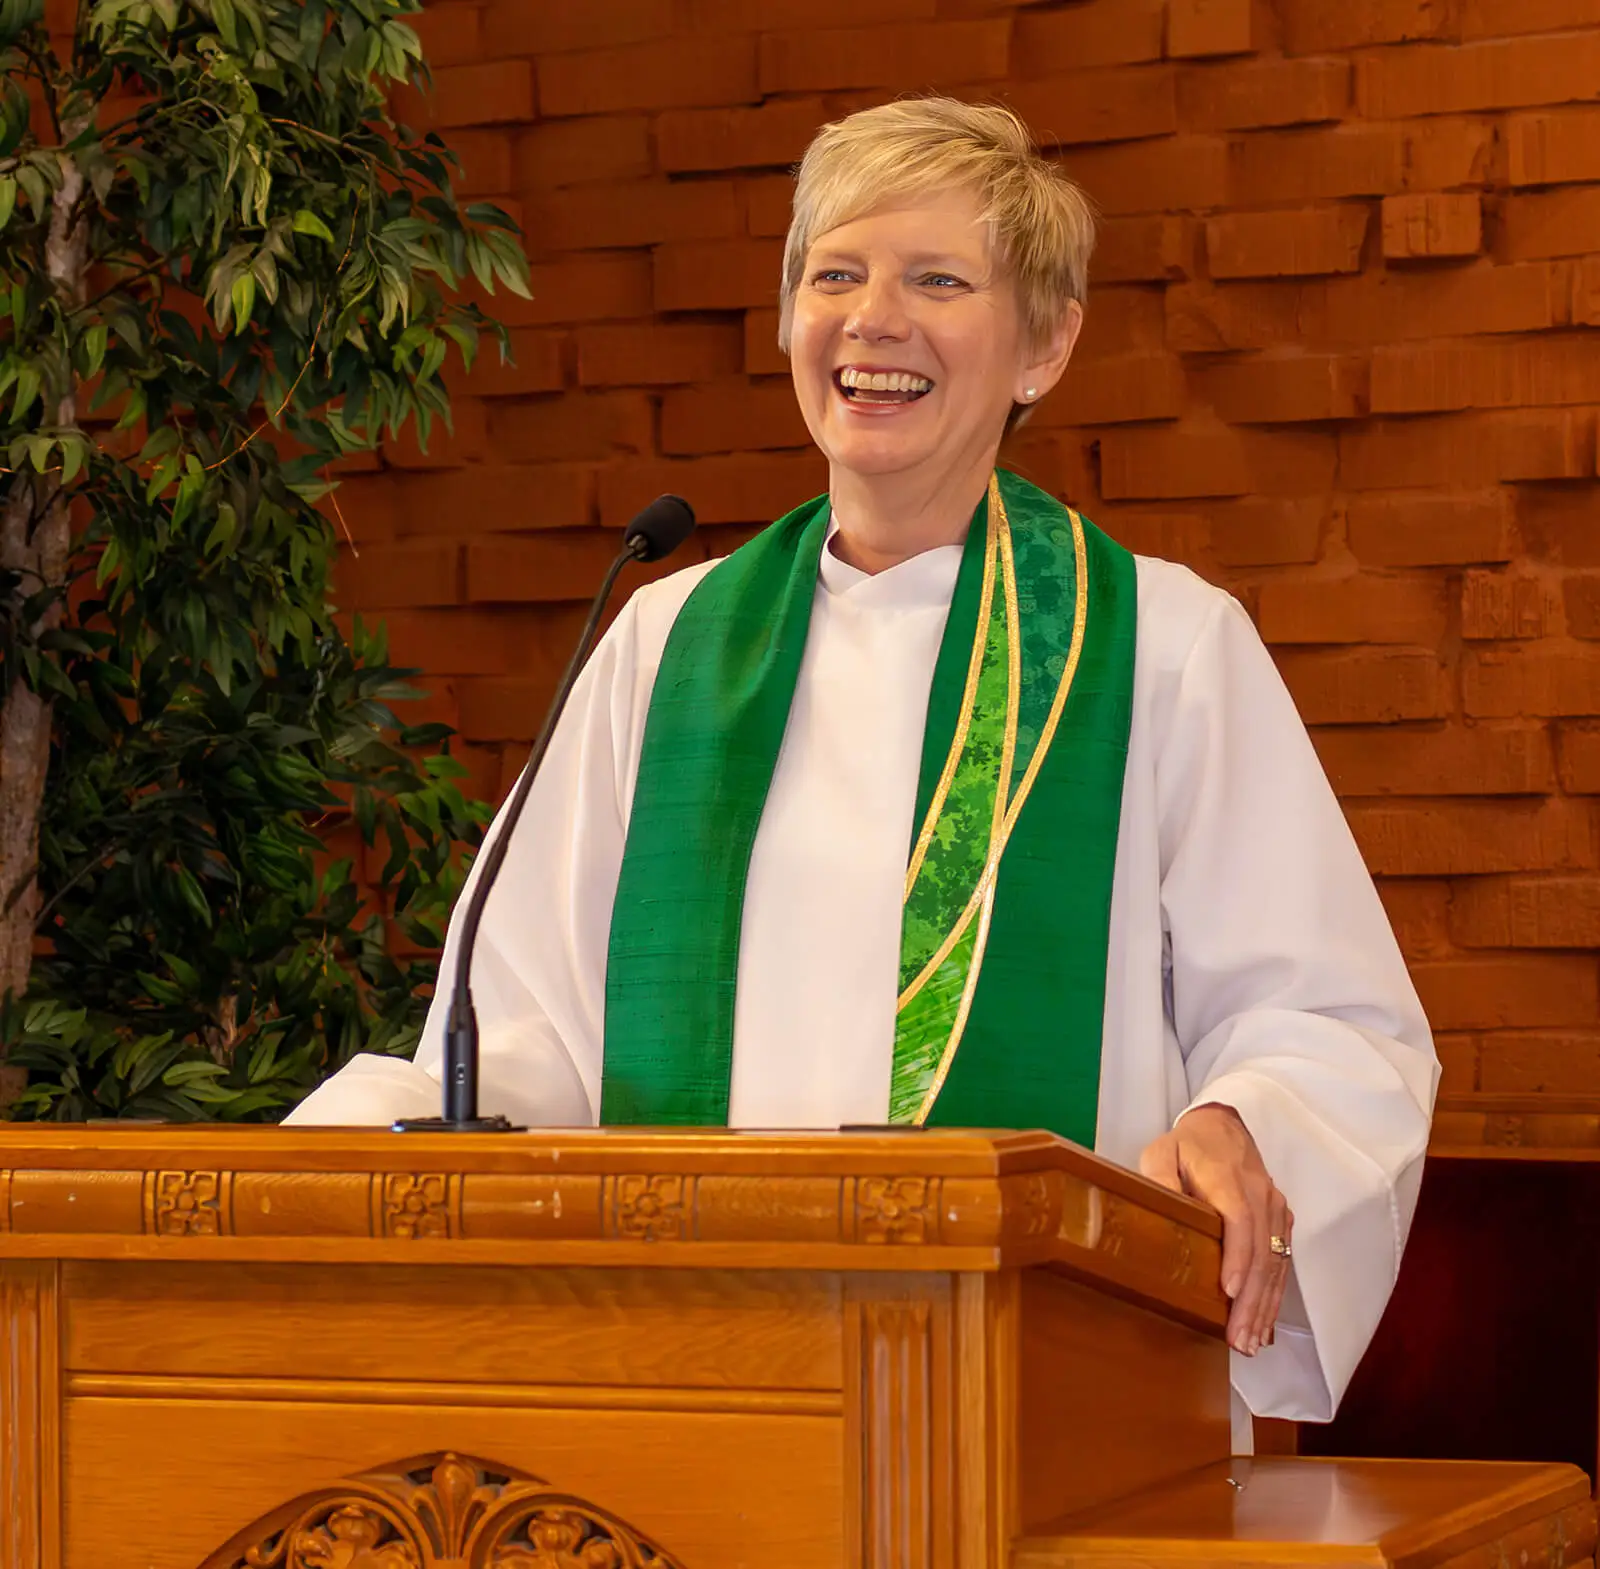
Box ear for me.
[1013,300,1085,407]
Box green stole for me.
[600,469,1136,1145]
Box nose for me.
[845,274,911,343]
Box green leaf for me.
[292,208,336,244]
[83,323,107,379]
[230,272,257,335]
[0,176,15,232]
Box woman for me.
[290,99,1437,1441]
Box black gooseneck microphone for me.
[395,494,699,1133]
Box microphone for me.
[396,494,698,1133]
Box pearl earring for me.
[1024,388,1038,401]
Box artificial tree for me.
[0,0,529,1118]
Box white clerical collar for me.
[818,511,964,609]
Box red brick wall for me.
[341,0,1600,1105]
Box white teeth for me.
[838,368,933,394]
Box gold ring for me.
[1269,1235,1292,1259]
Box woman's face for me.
[787,188,1075,484]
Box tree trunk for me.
[0,139,87,1108]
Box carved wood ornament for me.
[203,1453,687,1569]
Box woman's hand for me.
[1138,1103,1293,1356]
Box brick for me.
[1465,645,1600,716]
[530,179,739,252]
[1080,287,1169,355]
[395,60,534,130]
[1281,0,1454,53]
[1038,353,1187,426]
[1376,878,1453,961]
[1013,0,1165,71]
[540,36,758,118]
[744,308,789,376]
[660,379,810,455]
[459,676,558,743]
[326,477,396,546]
[1566,574,1600,638]
[1338,417,1500,492]
[513,118,653,189]
[1357,33,1600,119]
[391,465,595,534]
[1000,431,1099,506]
[1197,353,1366,423]
[1453,874,1600,947]
[1229,119,1494,206]
[1210,498,1325,566]
[1560,722,1600,790]
[1347,492,1516,567]
[456,329,566,399]
[1059,138,1229,216]
[1382,194,1483,261]
[1476,1031,1600,1094]
[446,129,514,197]
[577,323,742,387]
[493,256,653,329]
[1572,256,1600,324]
[1093,216,1193,283]
[464,530,702,605]
[1520,486,1600,566]
[1273,648,1449,724]
[340,539,462,609]
[1461,0,1600,38]
[410,3,484,68]
[657,99,831,174]
[1168,0,1255,58]
[484,0,674,58]
[1092,509,1208,561]
[743,175,795,238]
[380,610,512,676]
[1498,187,1600,260]
[1496,409,1595,479]
[599,452,829,525]
[1313,725,1556,796]
[490,392,655,464]
[1007,67,1178,149]
[1164,282,1301,354]
[758,21,1010,94]
[1409,955,1599,1031]
[1206,207,1369,279]
[1100,426,1335,499]
[1432,1036,1480,1094]
[1178,59,1350,131]
[1347,798,1597,875]
[1256,575,1446,646]
[1462,571,1554,640]
[1372,336,1600,415]
[653,239,786,312]
[1509,107,1600,187]
[694,0,935,22]
[383,397,491,469]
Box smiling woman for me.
[287,97,1439,1458]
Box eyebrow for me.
[808,247,985,271]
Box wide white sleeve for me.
[1157,593,1439,1423]
[282,599,652,1128]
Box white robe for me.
[288,535,1439,1436]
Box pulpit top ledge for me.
[0,1125,1226,1333]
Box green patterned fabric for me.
[601,470,1137,1146]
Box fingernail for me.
[1247,1334,1261,1355]
[1224,1273,1243,1298]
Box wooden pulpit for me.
[0,1125,1592,1569]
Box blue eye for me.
[922,273,965,288]
[812,269,855,285]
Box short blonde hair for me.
[777,98,1096,354]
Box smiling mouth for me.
[834,367,934,406]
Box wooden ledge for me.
[0,1126,1227,1331]
[1429,1095,1600,1161]
[1015,1457,1596,1569]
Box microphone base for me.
[391,1114,523,1134]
